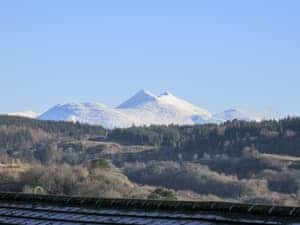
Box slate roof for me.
[0,192,298,225]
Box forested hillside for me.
[109,117,300,156]
[0,115,299,206]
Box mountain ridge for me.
[8,90,278,128]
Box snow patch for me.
[8,111,39,119]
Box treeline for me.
[1,115,300,157]
[108,117,300,157]
[0,116,106,138]
[0,115,107,156]
[0,115,300,205]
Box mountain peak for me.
[224,108,240,113]
[159,91,173,97]
[117,90,157,109]
[34,90,278,128]
[214,108,258,122]
[138,89,156,97]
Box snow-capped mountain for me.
[118,90,157,109]
[8,110,39,119]
[38,103,137,129]
[38,90,214,128]
[213,108,261,122]
[34,90,276,128]
[213,108,282,122]
[118,90,213,126]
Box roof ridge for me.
[0,192,299,218]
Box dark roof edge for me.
[0,192,299,218]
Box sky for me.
[0,0,300,116]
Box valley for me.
[0,115,299,206]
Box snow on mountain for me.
[8,111,39,119]
[117,90,213,126]
[157,91,212,118]
[38,102,137,129]
[36,90,278,128]
[118,90,157,108]
[213,108,262,122]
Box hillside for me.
[0,115,299,206]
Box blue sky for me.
[0,0,299,115]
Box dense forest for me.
[0,115,299,206]
[109,117,300,156]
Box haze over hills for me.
[8,90,280,128]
